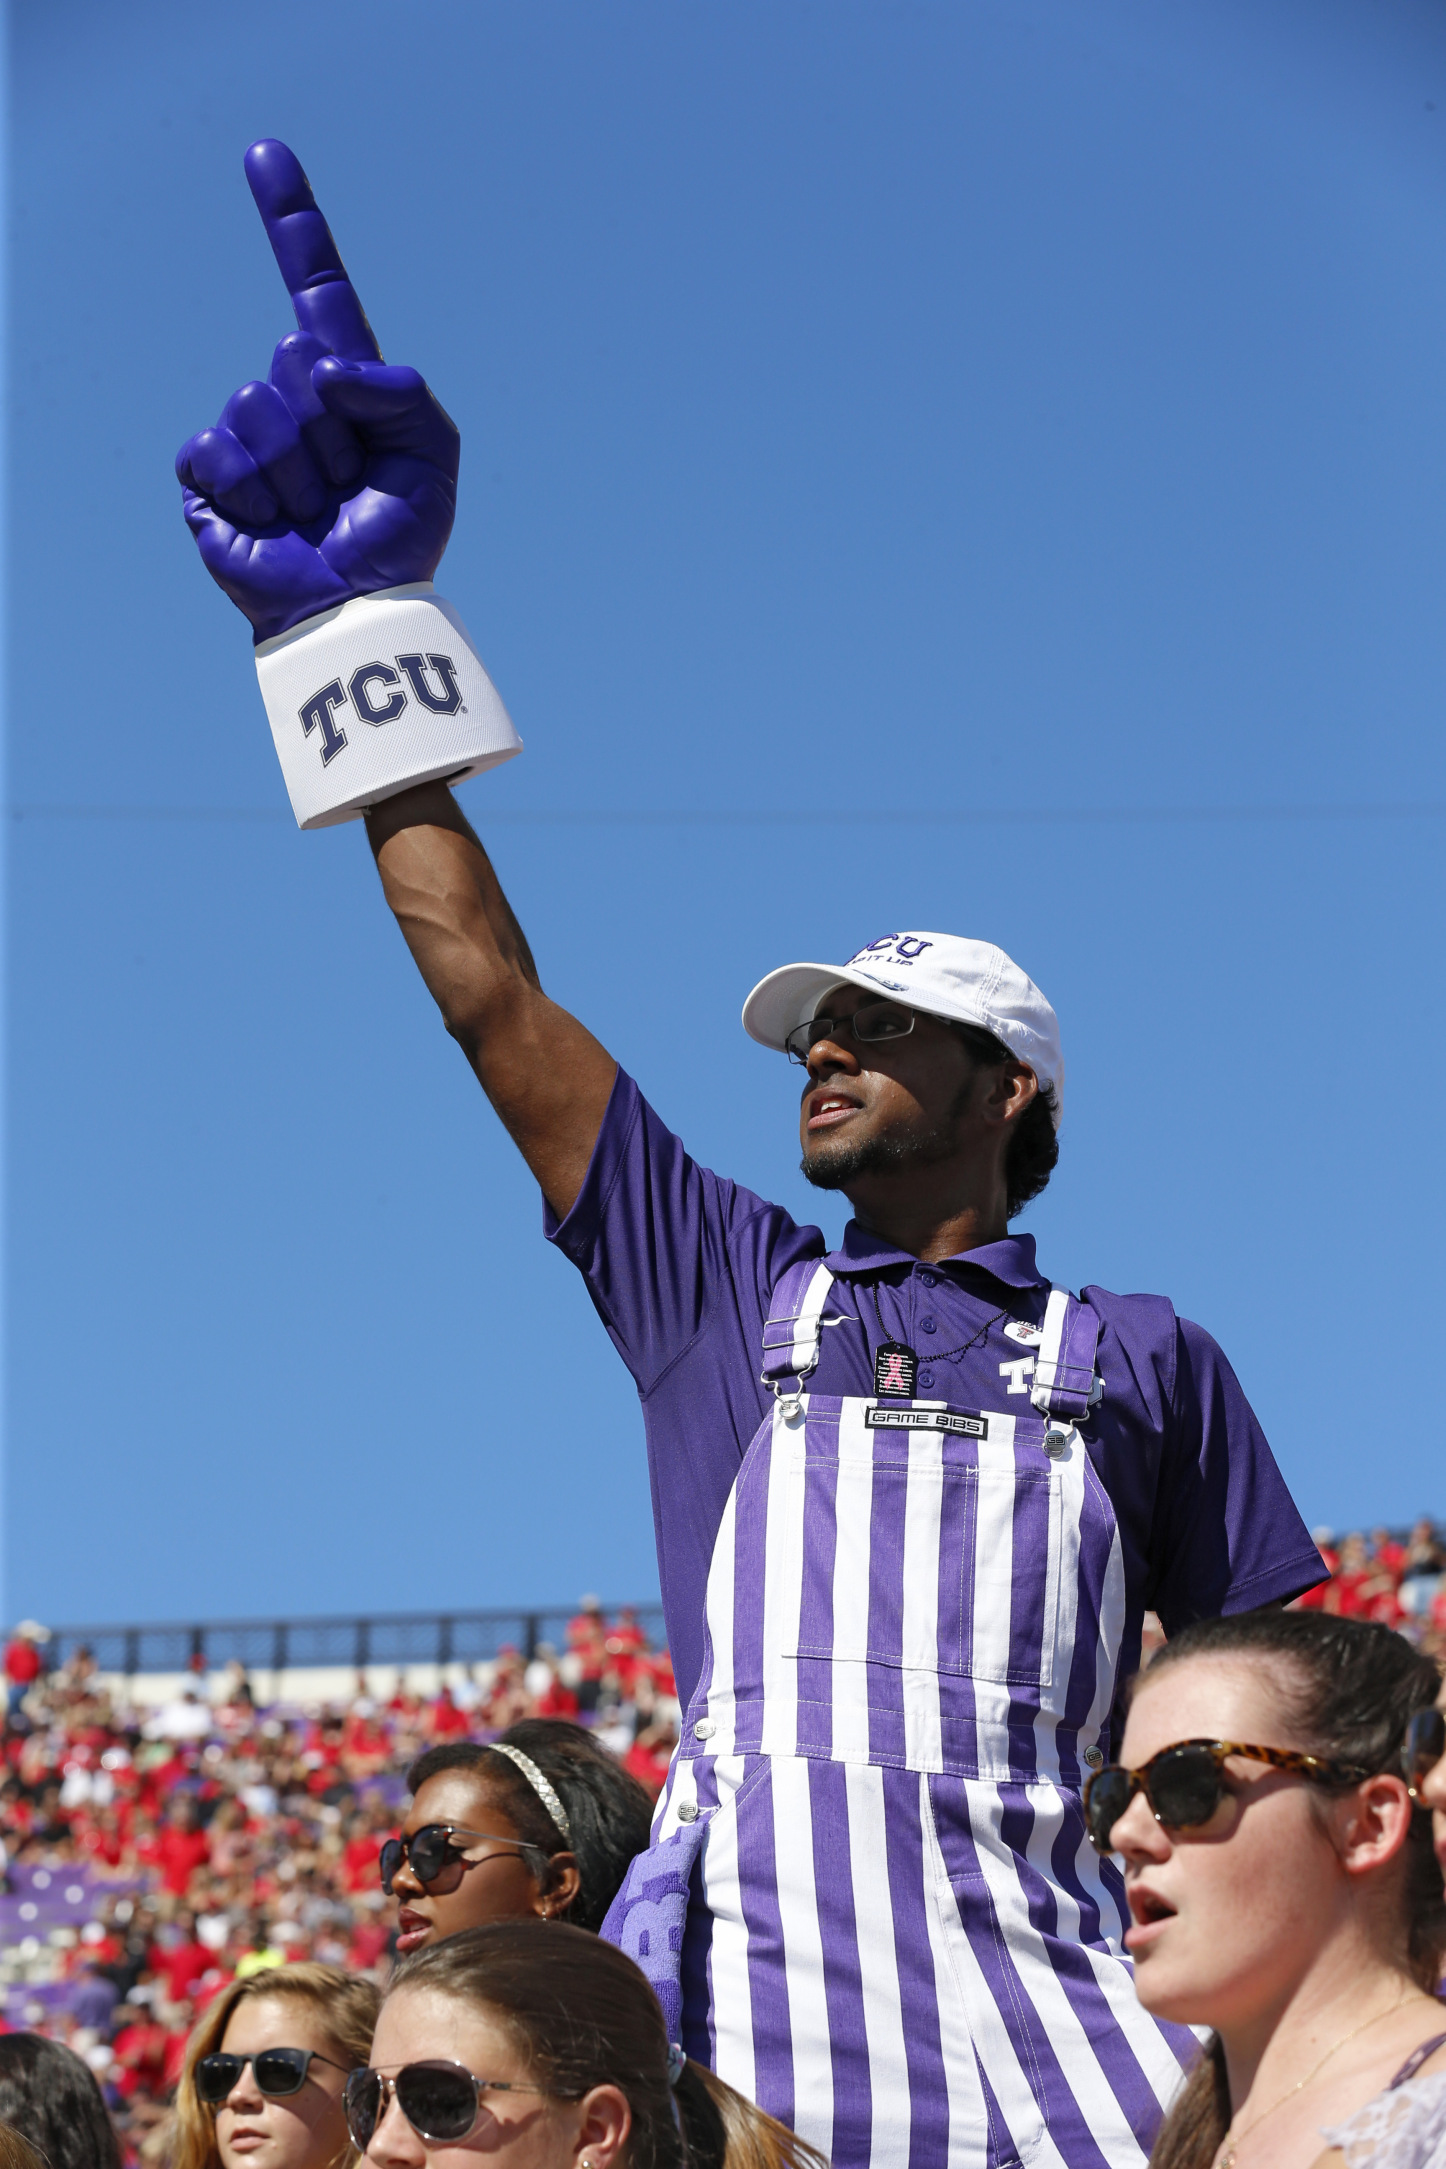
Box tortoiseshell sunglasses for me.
[1083,1738,1371,1855]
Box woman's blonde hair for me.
[0,2123,47,2169]
[169,1964,379,2169]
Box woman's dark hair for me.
[953,1022,1058,1220]
[0,2036,121,2169]
[407,1718,655,1933]
[390,1921,824,2169]
[1137,1609,1445,2169]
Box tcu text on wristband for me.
[254,582,522,829]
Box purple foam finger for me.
[222,381,327,524]
[312,359,461,475]
[181,426,279,528]
[268,334,365,488]
[243,138,383,363]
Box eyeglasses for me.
[1403,1708,1446,1798]
[1082,1738,1371,1855]
[784,1000,920,1066]
[379,1823,534,1896]
[196,2048,349,2104]
[343,2061,552,2149]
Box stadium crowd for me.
[0,1602,679,2166]
[0,1531,1441,2168]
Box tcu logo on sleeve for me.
[298,651,465,766]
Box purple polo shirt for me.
[548,1069,1323,1713]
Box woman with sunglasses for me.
[384,1721,654,1953]
[171,1963,380,2169]
[1083,1609,1446,2168]
[346,1919,821,2169]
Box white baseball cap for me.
[742,931,1063,1127]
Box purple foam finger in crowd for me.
[243,138,383,362]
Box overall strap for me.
[761,1260,838,1391]
[1030,1286,1103,1423]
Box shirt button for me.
[919,1316,937,1334]
[693,1719,715,1740]
[1083,1745,1104,1770]
[918,1369,934,1390]
[677,1801,699,1822]
[919,1271,936,1287]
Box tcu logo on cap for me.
[847,934,935,967]
[298,652,464,767]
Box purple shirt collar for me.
[823,1224,1048,1290]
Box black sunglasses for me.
[379,1823,535,1896]
[1403,1707,1446,1798]
[1082,1738,1371,1856]
[784,1000,921,1066]
[344,2061,551,2149]
[196,2049,349,2105]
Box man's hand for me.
[176,140,459,645]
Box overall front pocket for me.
[774,1438,1064,1694]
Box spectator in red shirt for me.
[605,1608,651,1699]
[623,1719,677,1800]
[530,1658,580,1721]
[111,2002,170,2100]
[155,1909,211,2002]
[340,1812,381,1895]
[155,1795,211,1897]
[566,1597,607,1715]
[426,1686,471,1742]
[3,1624,45,1717]
[481,1649,530,1730]
[341,1706,389,1778]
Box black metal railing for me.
[40,1605,666,1678]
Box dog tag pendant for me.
[873,1341,918,1398]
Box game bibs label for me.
[866,1407,989,1437]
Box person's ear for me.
[982,1062,1038,1129]
[571,2083,630,2169]
[1335,1774,1415,1876]
[537,1851,582,1920]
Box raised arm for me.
[366,783,616,1217]
[175,142,608,1204]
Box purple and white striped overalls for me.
[606,1259,1194,2168]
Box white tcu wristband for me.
[254,582,522,830]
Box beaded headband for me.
[487,1742,573,1845]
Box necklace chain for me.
[1214,1990,1414,2169]
[864,1276,1007,1369]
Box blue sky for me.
[6,0,1446,1627]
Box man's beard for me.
[800,1090,968,1192]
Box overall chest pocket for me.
[775,1433,1064,1693]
